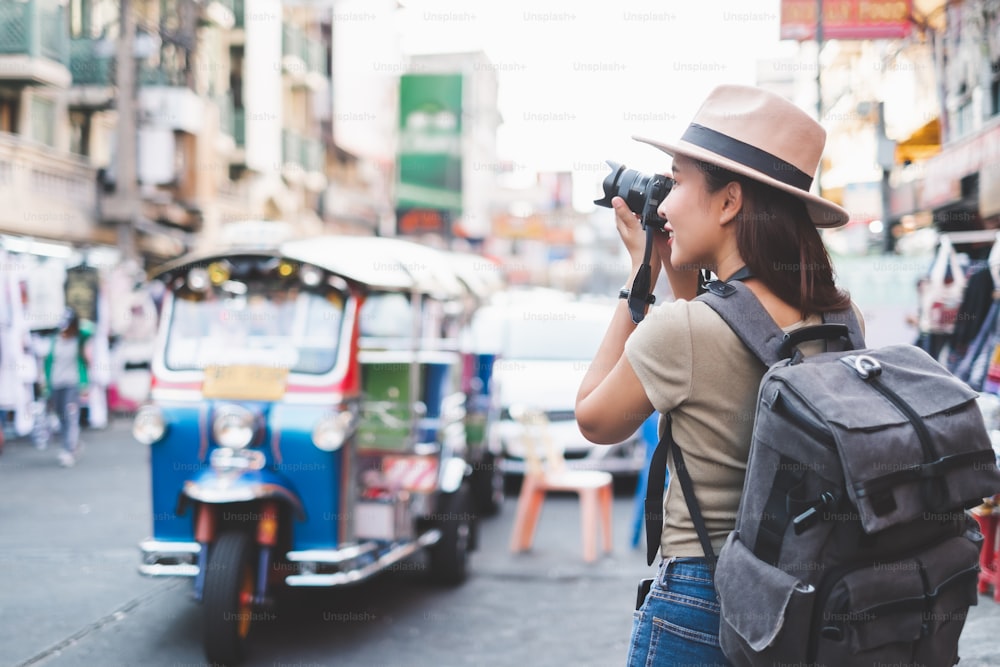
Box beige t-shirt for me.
[625,298,863,558]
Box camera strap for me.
[628,231,754,323]
[627,226,656,324]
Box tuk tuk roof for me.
[150,235,490,298]
[441,252,505,301]
[281,236,468,296]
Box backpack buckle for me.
[841,354,882,380]
[853,355,882,380]
[704,280,737,297]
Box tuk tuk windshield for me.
[164,285,345,374]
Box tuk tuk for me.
[133,233,503,665]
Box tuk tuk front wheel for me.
[428,484,472,586]
[203,530,257,666]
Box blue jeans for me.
[50,386,81,453]
[627,557,731,667]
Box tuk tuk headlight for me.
[212,404,256,449]
[133,405,166,445]
[312,410,356,452]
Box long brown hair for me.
[695,160,850,314]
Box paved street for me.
[3,413,1000,667]
[0,419,653,667]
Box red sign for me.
[396,208,451,236]
[780,0,913,41]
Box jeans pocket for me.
[645,596,728,667]
[650,611,722,648]
[631,570,729,667]
[648,579,723,649]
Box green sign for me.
[397,73,463,215]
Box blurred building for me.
[486,167,584,291]
[0,0,107,250]
[0,0,392,268]
[912,0,1000,237]
[396,51,502,246]
[762,0,1000,253]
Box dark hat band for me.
[680,123,813,192]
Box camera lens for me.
[594,160,672,230]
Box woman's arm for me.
[575,330,654,444]
[576,198,658,444]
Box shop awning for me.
[895,117,941,165]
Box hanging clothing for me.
[947,266,996,371]
[954,298,1000,391]
[0,251,38,436]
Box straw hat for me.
[633,84,849,228]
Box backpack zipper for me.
[855,362,946,511]
[863,374,935,467]
[772,389,841,534]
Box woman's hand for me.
[649,218,700,301]
[612,197,659,272]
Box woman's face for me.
[657,154,729,271]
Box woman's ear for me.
[719,181,743,226]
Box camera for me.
[594,161,672,231]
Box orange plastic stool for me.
[510,469,614,563]
[972,497,1000,603]
[506,406,613,563]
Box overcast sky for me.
[395,0,793,180]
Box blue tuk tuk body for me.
[134,234,502,664]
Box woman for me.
[575,84,858,666]
[44,308,91,467]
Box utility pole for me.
[876,101,896,253]
[113,0,139,263]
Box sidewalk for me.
[961,590,1000,667]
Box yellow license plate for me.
[202,365,289,401]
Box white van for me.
[471,292,646,478]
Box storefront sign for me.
[780,0,912,40]
[921,120,1000,210]
[396,73,463,236]
[491,213,546,240]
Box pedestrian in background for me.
[576,84,859,666]
[43,308,91,467]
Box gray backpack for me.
[664,279,1000,667]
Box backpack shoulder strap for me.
[696,280,789,366]
[696,280,865,366]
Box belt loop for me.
[657,556,676,585]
